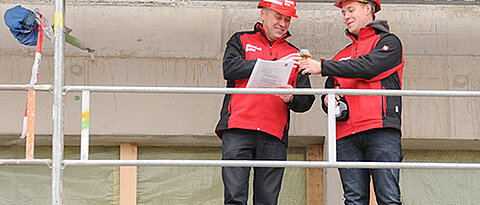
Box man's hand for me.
[323,95,343,107]
[279,53,302,68]
[277,84,294,103]
[299,59,322,75]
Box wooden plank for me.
[307,144,324,205]
[370,178,377,205]
[120,143,137,205]
[25,90,36,159]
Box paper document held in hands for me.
[246,58,294,88]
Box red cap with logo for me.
[258,0,298,18]
[334,0,381,13]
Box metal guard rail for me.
[64,160,480,170]
[65,85,480,170]
[0,84,52,91]
[63,86,480,97]
[2,84,480,170]
[0,159,52,167]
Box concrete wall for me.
[1,1,479,204]
[1,1,479,146]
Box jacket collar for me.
[255,22,292,44]
[345,20,390,42]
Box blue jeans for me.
[337,128,403,205]
[222,129,287,205]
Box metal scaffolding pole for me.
[52,0,65,204]
[63,86,480,97]
[0,159,52,166]
[327,93,336,162]
[62,160,480,170]
[0,84,51,91]
[80,90,90,160]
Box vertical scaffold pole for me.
[52,0,65,204]
[81,90,90,160]
[327,93,337,162]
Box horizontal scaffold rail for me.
[0,159,52,166]
[63,160,480,170]
[64,86,480,97]
[0,84,52,91]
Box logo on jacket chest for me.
[339,56,351,61]
[246,44,263,53]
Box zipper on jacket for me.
[382,86,387,119]
[228,95,232,115]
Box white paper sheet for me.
[246,59,294,88]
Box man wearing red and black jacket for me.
[215,0,315,204]
[300,0,404,204]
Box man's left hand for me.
[277,84,294,103]
[279,53,302,68]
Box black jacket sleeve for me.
[321,34,403,81]
[320,76,335,114]
[223,33,257,81]
[286,74,315,113]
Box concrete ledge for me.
[2,134,480,150]
[0,134,324,148]
[402,138,480,151]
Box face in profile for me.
[341,0,373,35]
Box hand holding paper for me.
[246,58,294,88]
[277,84,294,103]
[280,53,302,67]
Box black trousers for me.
[222,129,287,205]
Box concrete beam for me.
[0,134,325,148]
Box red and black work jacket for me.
[215,22,315,144]
[321,20,405,140]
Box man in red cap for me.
[215,0,315,204]
[300,0,404,204]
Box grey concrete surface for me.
[1,1,479,204]
[0,1,480,139]
[1,1,479,143]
